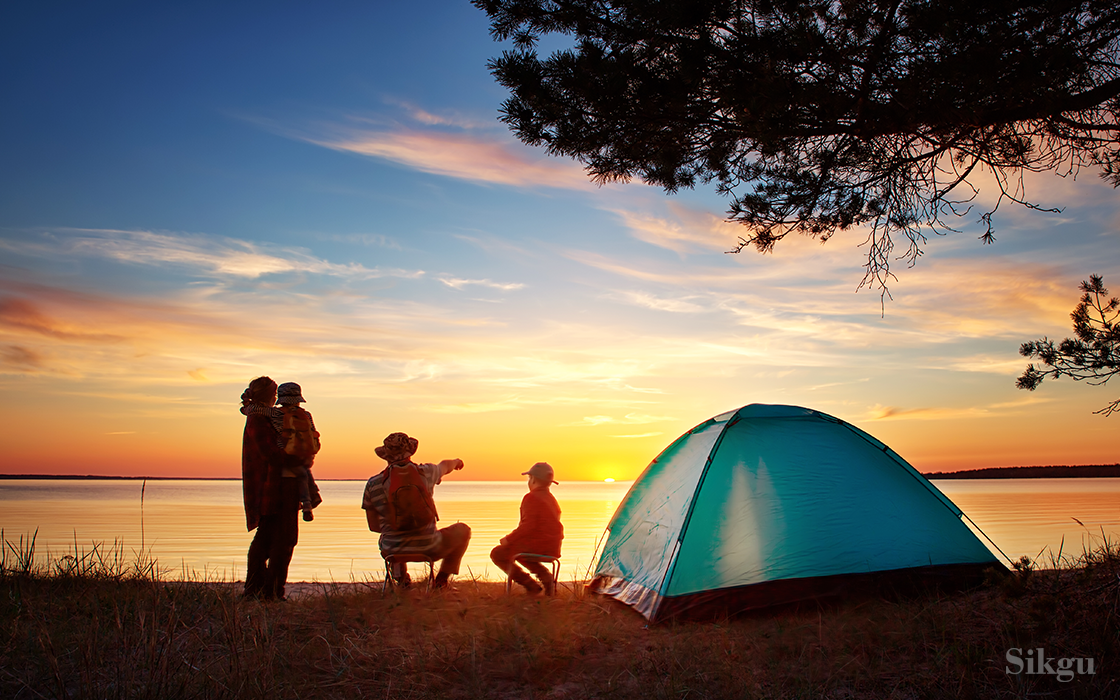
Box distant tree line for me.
[924,464,1120,479]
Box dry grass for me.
[1,534,1117,699]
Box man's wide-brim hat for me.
[522,461,558,485]
[276,382,305,405]
[376,432,418,463]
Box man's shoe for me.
[522,579,543,596]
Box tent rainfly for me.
[588,404,1002,621]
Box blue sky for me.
[2,1,1118,479]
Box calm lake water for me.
[1,478,1117,583]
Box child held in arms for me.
[241,382,322,521]
[490,462,564,595]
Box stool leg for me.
[384,560,409,594]
[383,560,393,597]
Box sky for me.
[2,1,1118,481]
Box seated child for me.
[490,462,564,595]
[240,381,322,521]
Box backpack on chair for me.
[280,406,320,459]
[384,463,438,531]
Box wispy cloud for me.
[562,412,676,427]
[381,98,492,130]
[868,405,937,420]
[438,277,525,291]
[613,204,740,254]
[613,290,708,314]
[961,166,1120,227]
[71,230,314,278]
[865,394,1054,422]
[944,353,1033,376]
[1,344,47,371]
[0,270,683,406]
[2,228,424,281]
[0,297,124,343]
[309,128,592,190]
[566,217,1100,353]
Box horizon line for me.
[0,474,634,483]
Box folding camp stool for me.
[505,553,561,596]
[382,553,436,594]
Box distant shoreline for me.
[3,464,1120,480]
[922,464,1120,479]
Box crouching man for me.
[362,432,471,589]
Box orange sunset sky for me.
[2,3,1118,482]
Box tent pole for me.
[963,512,1015,566]
[656,414,740,620]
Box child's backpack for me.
[280,406,320,459]
[384,464,438,531]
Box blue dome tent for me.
[588,404,1002,621]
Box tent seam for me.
[654,413,739,620]
[833,416,962,516]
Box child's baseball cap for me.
[522,462,558,485]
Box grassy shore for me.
[1,535,1117,699]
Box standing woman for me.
[241,376,301,600]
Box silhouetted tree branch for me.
[474,0,1120,291]
[1018,275,1120,416]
